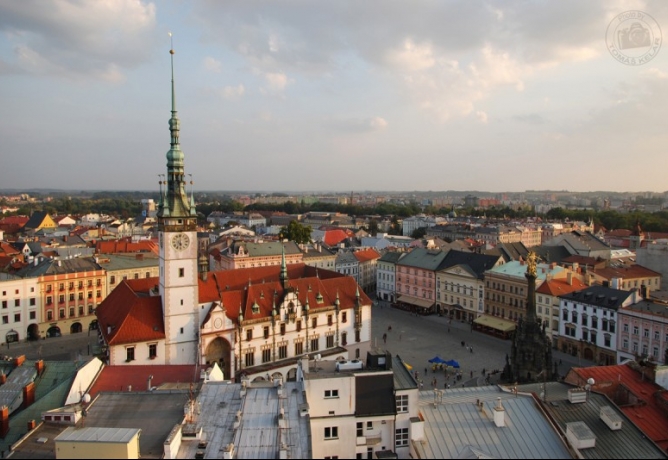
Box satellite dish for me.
[82,393,91,404]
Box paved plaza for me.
[371,300,593,390]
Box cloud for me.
[513,113,545,124]
[329,116,388,133]
[384,39,435,71]
[0,0,156,80]
[221,84,245,99]
[203,56,222,73]
[261,72,293,94]
[475,111,488,123]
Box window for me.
[110,276,116,285]
[13,299,20,308]
[78,292,84,301]
[582,330,588,342]
[311,337,319,351]
[623,323,629,333]
[280,323,286,336]
[366,421,373,430]
[325,389,339,398]
[296,320,302,332]
[633,342,638,353]
[326,335,334,348]
[13,314,19,323]
[572,311,578,323]
[46,297,52,306]
[149,344,157,359]
[328,314,333,326]
[591,317,598,329]
[29,311,36,320]
[342,312,347,323]
[246,329,253,341]
[245,351,254,367]
[655,330,660,341]
[341,332,347,346]
[644,329,650,338]
[88,305,94,314]
[357,422,364,437]
[47,311,53,321]
[69,307,74,317]
[278,345,287,359]
[126,347,135,361]
[179,268,185,278]
[609,321,615,333]
[324,427,338,440]
[69,282,74,290]
[96,290,101,298]
[604,335,611,347]
[355,330,361,343]
[395,428,409,447]
[623,339,629,350]
[581,315,587,326]
[295,342,303,356]
[396,394,408,413]
[633,326,639,335]
[263,326,269,339]
[590,332,597,344]
[59,295,65,304]
[79,306,84,316]
[312,317,317,329]
[562,310,568,321]
[88,291,93,299]
[134,273,139,280]
[59,309,65,319]
[262,348,271,363]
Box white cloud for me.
[261,72,293,94]
[203,56,222,73]
[475,111,488,123]
[369,116,388,130]
[329,116,389,133]
[384,38,435,72]
[221,84,245,99]
[0,0,156,80]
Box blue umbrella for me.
[428,356,446,364]
[445,359,460,368]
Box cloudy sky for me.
[1,0,667,193]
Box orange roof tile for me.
[568,364,668,451]
[96,281,164,346]
[592,264,661,280]
[323,229,349,246]
[89,365,197,397]
[536,277,587,296]
[96,240,158,255]
[354,248,381,263]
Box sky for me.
[1,0,667,194]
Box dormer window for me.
[252,301,260,314]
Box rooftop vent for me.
[567,388,587,404]
[600,406,623,431]
[566,421,596,450]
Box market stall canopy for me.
[473,315,516,333]
[428,356,446,364]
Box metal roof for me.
[414,386,571,459]
[55,426,140,443]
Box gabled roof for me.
[536,277,587,297]
[378,252,405,264]
[88,364,196,398]
[96,280,165,346]
[23,211,56,230]
[323,229,350,246]
[438,250,502,278]
[566,363,668,452]
[354,248,381,263]
[560,285,633,310]
[591,263,661,280]
[396,247,447,271]
[95,240,158,254]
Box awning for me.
[473,315,516,333]
[397,295,434,309]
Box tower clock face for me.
[170,233,190,251]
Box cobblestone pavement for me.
[371,300,594,390]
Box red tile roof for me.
[606,229,633,237]
[354,248,381,263]
[95,240,158,255]
[323,229,349,246]
[96,280,165,346]
[88,365,197,397]
[592,264,661,280]
[567,364,668,451]
[535,277,587,296]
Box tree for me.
[368,218,379,237]
[279,220,312,244]
[411,227,427,239]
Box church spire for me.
[157,33,196,225]
[279,243,288,289]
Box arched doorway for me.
[271,371,283,383]
[70,322,83,334]
[205,337,231,380]
[47,326,61,338]
[27,324,39,341]
[286,368,297,382]
[583,347,594,361]
[5,330,19,344]
[89,320,98,331]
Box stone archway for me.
[205,337,232,380]
[27,324,39,341]
[271,371,283,382]
[47,326,61,338]
[286,368,297,382]
[70,322,83,334]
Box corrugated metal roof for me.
[55,426,140,443]
[414,387,570,459]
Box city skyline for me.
[1,1,668,193]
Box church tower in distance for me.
[157,37,199,365]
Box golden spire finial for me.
[169,32,174,54]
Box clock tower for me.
[157,40,199,365]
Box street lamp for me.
[585,377,595,402]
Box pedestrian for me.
[470,370,473,378]
[444,382,447,389]
[432,378,437,387]
[447,384,451,389]
[470,347,473,353]
[482,368,485,375]
[388,325,392,332]
[424,367,428,375]
[383,333,387,344]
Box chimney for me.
[13,355,25,367]
[567,272,573,286]
[0,406,8,438]
[0,374,6,385]
[22,382,35,409]
[493,398,505,427]
[35,360,44,376]
[27,420,36,431]
[136,253,144,260]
